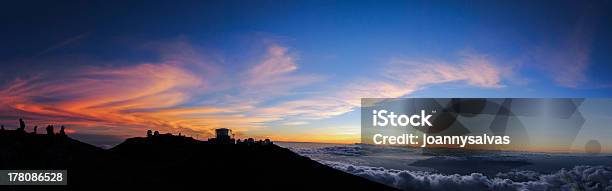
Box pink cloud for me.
[249,45,297,79]
[0,63,203,135]
[0,42,322,138]
[0,39,506,141]
[386,52,504,89]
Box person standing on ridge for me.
[46,125,54,135]
[17,118,26,133]
[59,126,66,136]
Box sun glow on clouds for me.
[0,41,504,141]
[0,63,203,135]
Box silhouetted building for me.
[236,137,273,146]
[209,128,235,144]
[263,139,272,145]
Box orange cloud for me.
[0,63,203,136]
[0,42,323,139]
[0,41,506,144]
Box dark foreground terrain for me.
[0,130,395,190]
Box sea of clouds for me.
[279,143,612,191]
[292,145,363,156]
[323,161,612,191]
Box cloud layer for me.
[324,161,612,191]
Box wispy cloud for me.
[0,39,504,141]
[386,52,504,89]
[0,41,322,138]
[35,33,90,57]
[532,11,597,88]
[241,45,322,99]
[247,45,298,84]
[533,30,591,88]
[255,51,504,123]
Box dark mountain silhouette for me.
[0,126,396,190]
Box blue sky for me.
[0,0,611,143]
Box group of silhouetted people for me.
[0,118,66,136]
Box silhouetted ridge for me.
[0,119,396,191]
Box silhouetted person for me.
[154,131,160,136]
[46,125,54,135]
[17,118,26,133]
[33,126,37,134]
[59,126,66,136]
[147,130,152,138]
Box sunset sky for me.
[1,0,612,147]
